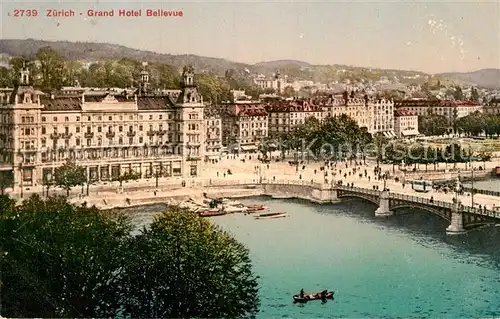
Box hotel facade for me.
[0,66,206,192]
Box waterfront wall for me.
[399,170,492,182]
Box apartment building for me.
[393,109,419,138]
[265,100,322,137]
[205,107,222,162]
[221,102,268,152]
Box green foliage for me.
[0,195,132,317]
[0,198,259,318]
[36,47,66,91]
[382,142,472,165]
[456,112,500,137]
[279,114,371,160]
[53,160,86,196]
[122,206,259,318]
[418,114,449,136]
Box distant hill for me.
[436,69,500,88]
[0,38,250,75]
[1,39,498,88]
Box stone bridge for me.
[334,185,500,234]
[220,179,500,235]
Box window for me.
[65,127,69,134]
[76,138,80,146]
[139,137,143,143]
[129,115,133,120]
[98,126,102,133]
[65,117,69,122]
[21,116,25,123]
[129,137,133,145]
[98,116,102,121]
[41,127,46,134]
[149,115,153,120]
[53,117,57,122]
[159,115,163,120]
[76,116,80,122]
[98,137,102,146]
[108,116,112,121]
[87,116,91,121]
[86,127,91,133]
[41,117,46,122]
[119,137,123,145]
[119,115,123,120]
[76,127,80,133]
[139,125,143,131]
[119,126,123,132]
[87,139,91,146]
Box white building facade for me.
[0,65,206,193]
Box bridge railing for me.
[390,193,453,209]
[460,205,500,219]
[335,185,380,196]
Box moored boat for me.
[198,209,226,217]
[255,212,287,219]
[223,204,248,213]
[246,204,269,213]
[293,290,334,303]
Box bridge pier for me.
[375,190,393,217]
[446,201,466,235]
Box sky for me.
[0,0,499,74]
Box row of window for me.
[41,123,177,135]
[40,113,182,123]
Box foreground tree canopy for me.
[0,195,259,318]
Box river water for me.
[127,197,500,318]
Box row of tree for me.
[456,112,500,137]
[0,195,259,317]
[42,160,140,198]
[418,112,500,137]
[382,142,492,170]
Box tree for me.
[53,160,86,196]
[36,47,66,91]
[0,195,132,317]
[470,87,480,102]
[1,197,260,318]
[113,170,140,188]
[121,206,259,318]
[452,86,464,100]
[418,115,448,136]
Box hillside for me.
[436,69,500,88]
[1,38,497,88]
[0,39,249,75]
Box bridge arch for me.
[390,204,451,222]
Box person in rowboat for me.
[300,288,304,298]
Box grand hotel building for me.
[0,66,206,192]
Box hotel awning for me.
[383,132,390,138]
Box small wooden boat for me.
[223,204,248,213]
[246,204,269,213]
[255,212,287,219]
[293,291,334,303]
[198,209,226,217]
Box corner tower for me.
[175,65,205,178]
